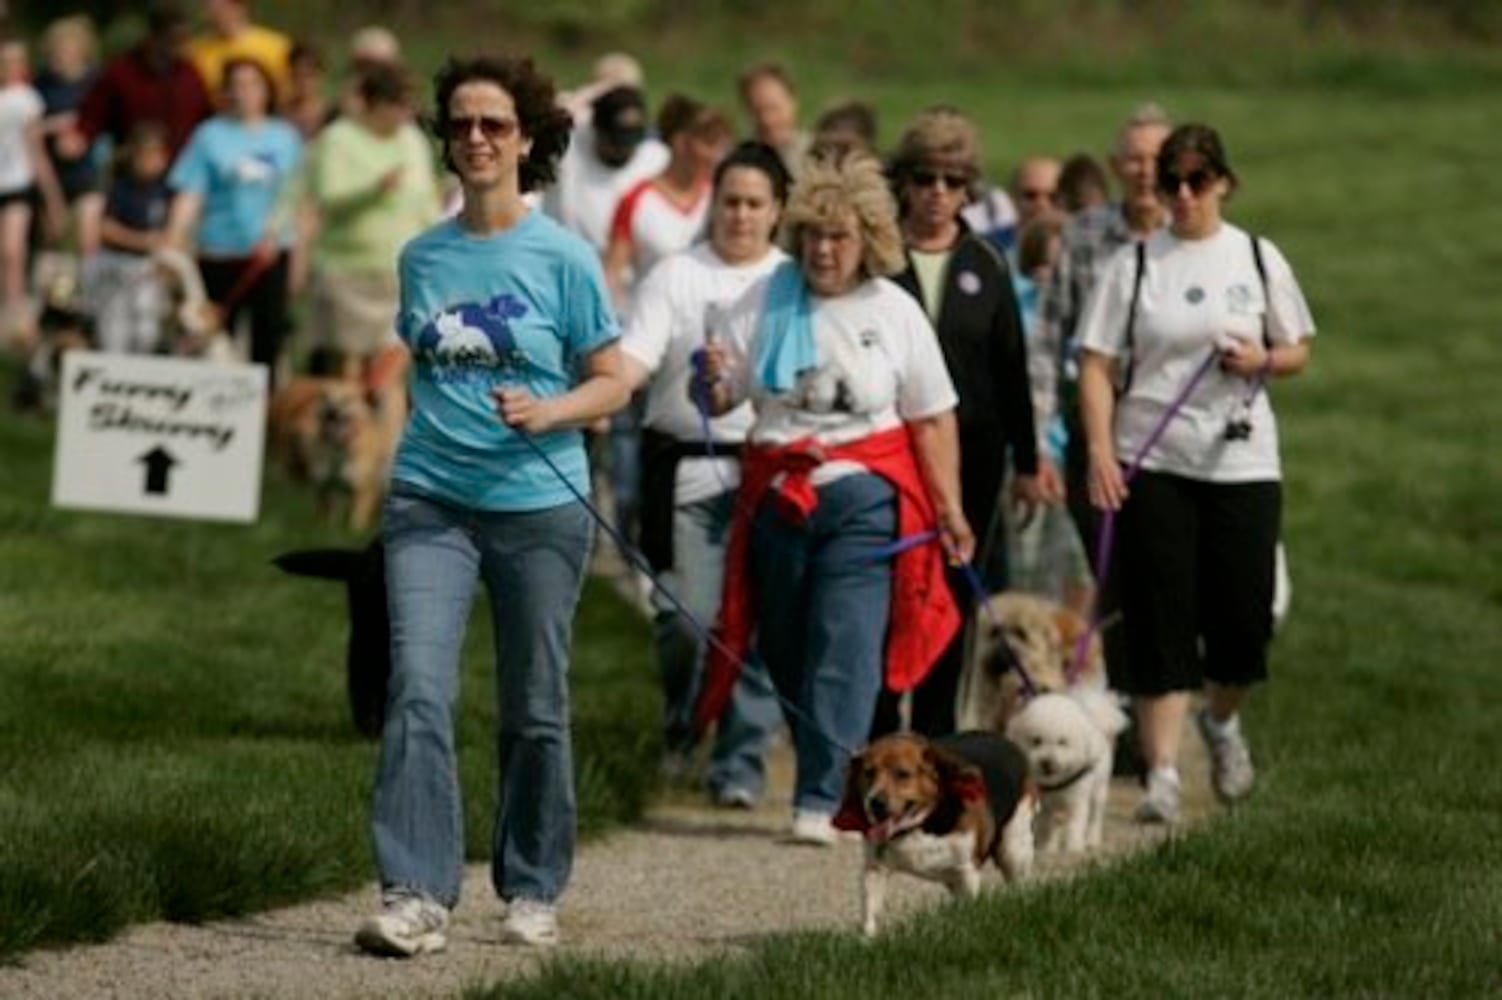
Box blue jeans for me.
[374,485,592,907]
[748,474,895,813]
[653,489,781,798]
[609,397,643,542]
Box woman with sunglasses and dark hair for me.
[874,105,1042,738]
[354,55,630,958]
[1077,122,1314,825]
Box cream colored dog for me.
[1005,689,1128,855]
[955,592,1106,732]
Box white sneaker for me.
[1197,708,1256,802]
[786,809,838,847]
[500,898,559,947]
[1134,767,1182,825]
[354,892,449,958]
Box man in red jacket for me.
[71,3,213,159]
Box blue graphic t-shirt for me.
[166,116,302,255]
[393,211,619,511]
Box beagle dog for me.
[834,730,1035,937]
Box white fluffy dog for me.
[1005,690,1128,854]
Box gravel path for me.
[0,740,1215,999]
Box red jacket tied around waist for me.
[692,424,961,737]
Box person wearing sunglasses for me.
[692,152,971,847]
[354,55,630,958]
[1009,155,1060,233]
[542,82,667,254]
[868,106,1041,739]
[1076,123,1315,825]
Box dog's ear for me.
[832,749,871,833]
[926,745,987,805]
[1054,607,1087,655]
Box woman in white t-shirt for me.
[620,141,790,808]
[0,40,66,340]
[1078,123,1315,824]
[694,152,971,845]
[603,94,730,309]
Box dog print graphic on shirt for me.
[785,327,886,420]
[413,293,530,380]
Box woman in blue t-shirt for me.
[353,56,630,959]
[164,56,300,377]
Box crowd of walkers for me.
[0,6,1316,958]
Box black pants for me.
[198,252,290,379]
[1115,471,1281,695]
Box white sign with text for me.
[52,351,269,523]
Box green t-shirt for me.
[909,247,952,325]
[309,118,441,275]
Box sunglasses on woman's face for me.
[1158,167,1218,196]
[446,115,519,142]
[910,169,969,192]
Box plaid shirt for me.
[1039,203,1160,424]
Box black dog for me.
[273,541,389,739]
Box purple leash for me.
[1067,348,1231,683]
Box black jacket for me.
[893,232,1038,539]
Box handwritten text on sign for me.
[52,351,269,523]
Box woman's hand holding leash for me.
[937,504,976,566]
[1088,446,1129,511]
[494,386,559,434]
[1218,335,1271,379]
[688,340,732,415]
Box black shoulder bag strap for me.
[1249,232,1271,349]
[1117,240,1147,394]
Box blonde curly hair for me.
[780,151,905,280]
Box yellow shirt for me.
[187,25,293,102]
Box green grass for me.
[7,5,1502,991]
[0,405,659,960]
[457,63,1502,1000]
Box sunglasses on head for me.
[445,115,519,141]
[910,168,969,191]
[1158,167,1218,195]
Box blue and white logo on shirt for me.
[413,293,531,381]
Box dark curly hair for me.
[430,55,573,193]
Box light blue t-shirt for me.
[393,211,619,512]
[166,115,302,256]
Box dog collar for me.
[1036,765,1093,792]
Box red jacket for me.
[693,424,960,736]
[76,49,214,157]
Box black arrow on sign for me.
[137,445,179,496]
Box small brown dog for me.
[834,731,1035,937]
[955,592,1106,732]
[269,347,408,531]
